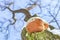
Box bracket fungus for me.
[26,17,49,33]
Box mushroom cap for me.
[26,17,49,33]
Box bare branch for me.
[26,4,37,10]
[49,5,60,23]
[6,7,13,12]
[5,1,38,24]
[48,10,60,29]
[25,0,38,10]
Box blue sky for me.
[0,0,60,40]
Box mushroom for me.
[26,17,49,33]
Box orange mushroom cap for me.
[26,17,49,33]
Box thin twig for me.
[49,6,60,23]
[48,11,60,29]
[49,0,60,23]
